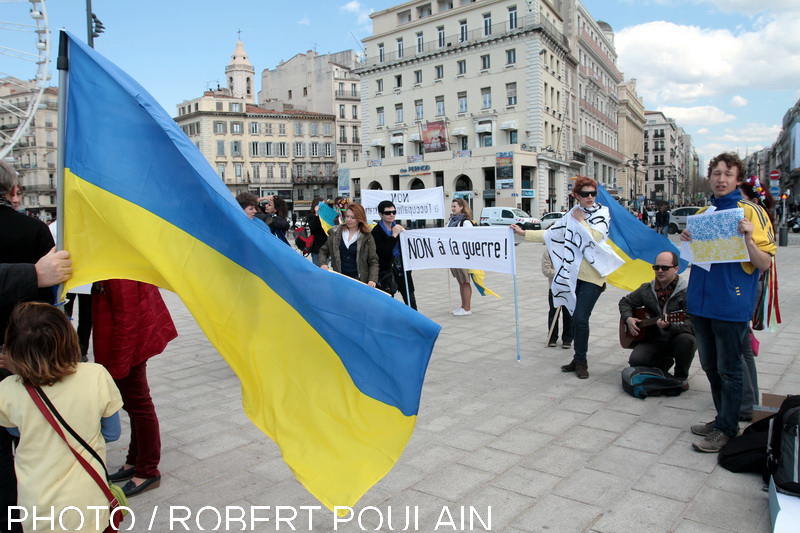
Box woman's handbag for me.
[25,384,128,532]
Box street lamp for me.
[626,153,642,211]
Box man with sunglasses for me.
[372,200,417,310]
[619,251,695,383]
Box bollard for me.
[779,225,788,247]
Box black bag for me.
[376,268,397,295]
[765,395,800,495]
[621,366,686,399]
[718,416,773,474]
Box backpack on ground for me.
[718,415,773,474]
[621,366,686,399]
[765,395,800,495]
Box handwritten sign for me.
[399,227,516,274]
[687,208,750,264]
[362,187,445,221]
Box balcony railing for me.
[334,90,360,100]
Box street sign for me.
[770,186,780,196]
[770,170,781,180]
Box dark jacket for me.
[371,221,404,273]
[307,215,327,254]
[655,210,670,228]
[0,264,38,310]
[619,275,693,339]
[317,226,379,284]
[92,280,178,380]
[265,214,290,245]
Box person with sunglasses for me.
[619,251,695,383]
[512,176,623,379]
[372,200,417,309]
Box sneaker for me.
[692,429,731,453]
[561,361,577,372]
[691,421,715,436]
[547,341,557,348]
[452,308,472,316]
[575,361,589,379]
[561,341,572,350]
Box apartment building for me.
[642,110,680,203]
[616,78,646,205]
[0,78,58,220]
[343,0,582,218]
[258,50,364,168]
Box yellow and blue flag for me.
[59,32,440,511]
[596,185,687,292]
[468,270,500,298]
[317,201,339,233]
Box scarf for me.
[448,214,467,227]
[544,203,623,314]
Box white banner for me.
[362,187,446,221]
[399,227,516,274]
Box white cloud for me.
[340,1,374,28]
[701,0,800,16]
[616,12,800,105]
[730,95,748,107]
[298,16,310,26]
[693,122,780,158]
[656,105,735,126]
[697,128,710,134]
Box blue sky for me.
[3,0,799,164]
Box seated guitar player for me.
[618,251,696,383]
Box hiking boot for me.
[561,360,577,372]
[692,429,731,453]
[575,361,589,379]
[691,421,715,436]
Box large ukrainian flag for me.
[596,185,687,291]
[58,32,440,510]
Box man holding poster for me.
[680,152,775,453]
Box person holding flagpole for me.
[512,176,623,379]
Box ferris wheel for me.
[0,0,50,160]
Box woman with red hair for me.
[317,203,379,287]
[513,176,622,379]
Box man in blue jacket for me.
[680,152,775,453]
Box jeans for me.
[115,361,161,478]
[694,316,748,437]
[628,332,695,380]
[571,280,604,362]
[741,330,759,417]
[548,290,573,344]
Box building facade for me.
[342,0,585,219]
[0,78,57,220]
[616,78,645,206]
[642,110,680,204]
[258,50,364,168]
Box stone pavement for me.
[102,238,800,533]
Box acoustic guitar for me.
[619,308,686,349]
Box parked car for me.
[669,206,702,234]
[540,212,565,230]
[479,207,541,229]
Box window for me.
[397,38,404,58]
[277,142,288,156]
[339,125,347,144]
[279,124,286,135]
[249,122,260,134]
[395,74,402,88]
[435,65,444,79]
[216,140,225,156]
[265,123,273,135]
[509,130,518,144]
[339,105,346,119]
[234,163,243,180]
[249,141,260,156]
[436,95,445,116]
[252,163,261,181]
[324,143,333,157]
[352,125,359,143]
[231,141,241,156]
[481,54,490,70]
[229,102,242,112]
[280,164,288,180]
[294,122,303,135]
[478,122,492,147]
[378,43,385,62]
[340,150,348,163]
[377,107,385,126]
[483,13,492,36]
[395,104,404,123]
[508,6,518,30]
[265,142,274,156]
[506,83,517,106]
[323,123,331,136]
[352,105,358,119]
[506,48,516,65]
[353,150,359,162]
[217,163,226,179]
[458,91,467,113]
[294,142,303,157]
[416,32,424,53]
[310,122,319,136]
[288,90,293,99]
[216,102,223,111]
[415,99,424,120]
[459,20,467,42]
[457,60,466,75]
[376,79,384,92]
[311,143,320,157]
[414,70,422,84]
[214,121,226,134]
[231,122,243,134]
[481,87,491,109]
[437,26,445,48]
[393,143,404,157]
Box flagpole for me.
[513,272,521,363]
[55,30,69,302]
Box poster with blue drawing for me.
[686,208,750,264]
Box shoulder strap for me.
[25,384,117,503]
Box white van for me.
[479,207,541,229]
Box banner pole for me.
[55,31,69,304]
[513,272,521,363]
[546,305,562,347]
[403,268,412,307]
